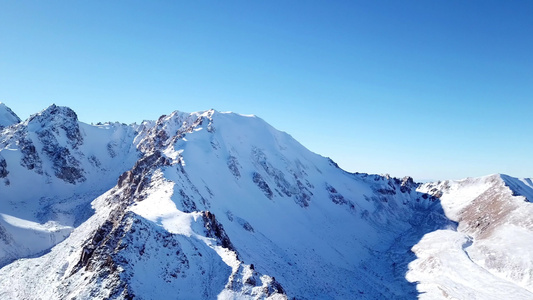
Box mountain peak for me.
[27,104,78,122]
[0,102,21,128]
[25,104,79,132]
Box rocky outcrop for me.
[0,154,8,178]
[28,105,83,148]
[227,155,241,178]
[117,150,171,202]
[136,110,215,154]
[251,147,313,207]
[252,172,273,199]
[202,211,235,251]
[19,136,44,174]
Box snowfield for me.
[0,103,532,299]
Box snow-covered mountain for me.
[0,104,139,267]
[0,104,531,299]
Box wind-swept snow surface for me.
[0,103,20,128]
[0,104,531,299]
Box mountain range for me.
[0,103,532,299]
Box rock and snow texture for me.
[0,103,531,299]
[409,175,533,299]
[0,104,139,267]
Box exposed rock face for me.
[202,211,235,250]
[19,137,44,173]
[252,171,273,200]
[0,154,8,178]
[27,104,84,147]
[27,105,85,183]
[117,150,171,202]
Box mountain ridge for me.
[0,104,531,299]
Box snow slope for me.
[0,103,20,128]
[410,175,533,299]
[0,104,531,299]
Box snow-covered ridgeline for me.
[0,103,532,299]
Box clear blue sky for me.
[1,1,532,181]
